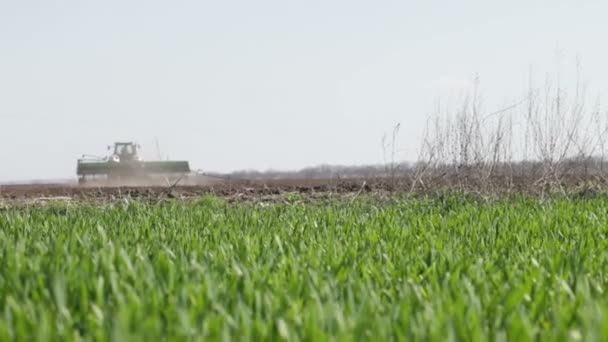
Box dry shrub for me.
[412,57,608,195]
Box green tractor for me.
[76,142,191,185]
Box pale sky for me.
[1,1,607,181]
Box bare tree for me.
[381,123,402,191]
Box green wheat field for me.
[2,195,608,341]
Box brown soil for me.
[0,177,382,203]
[0,174,604,205]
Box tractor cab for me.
[109,142,141,162]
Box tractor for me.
[76,142,190,185]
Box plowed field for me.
[0,177,386,204]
